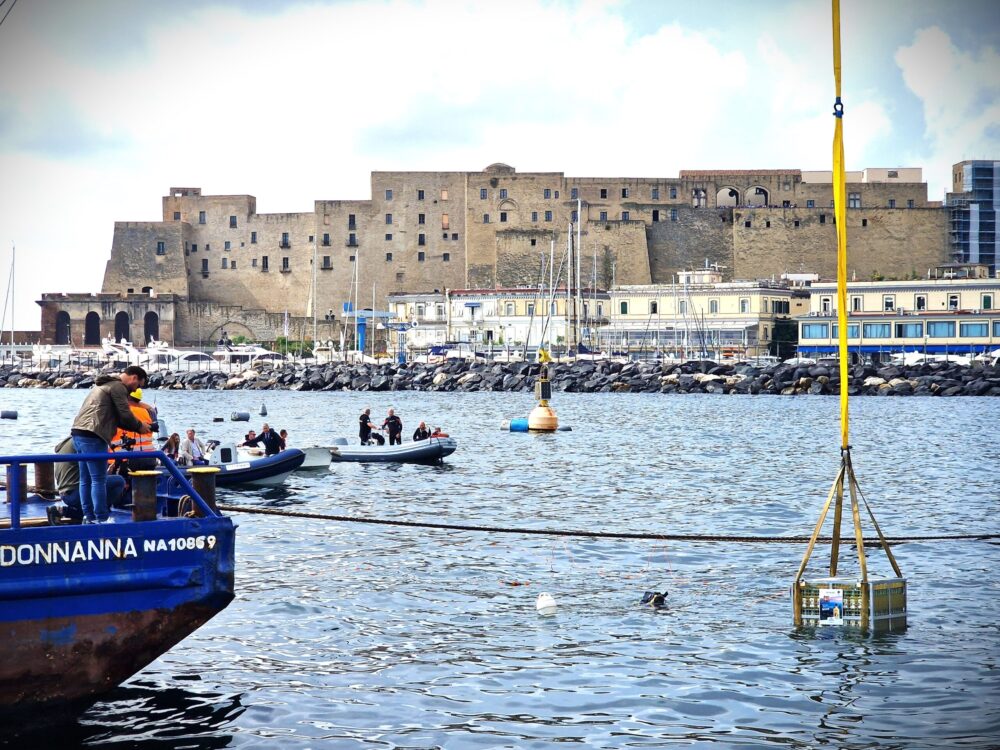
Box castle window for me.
[280,232,290,248]
[599,211,607,221]
[229,215,237,228]
[545,211,553,222]
[322,256,331,269]
[888,170,898,178]
[442,214,449,229]
[500,188,508,199]
[793,220,800,227]
[417,189,425,200]
[907,199,914,208]
[621,188,629,198]
[670,187,677,199]
[530,238,537,246]
[888,199,896,208]
[671,209,678,222]
[385,233,392,241]
[600,188,608,199]
[173,211,180,221]
[443,232,448,239]
[443,253,450,262]
[252,258,258,267]
[621,211,630,221]
[418,213,425,225]
[571,187,578,200]
[765,221,770,228]
[544,188,551,199]
[349,255,355,262]
[862,219,868,227]
[221,258,228,269]
[441,189,448,200]
[386,252,393,262]
[348,233,357,247]
[348,214,356,229]
[282,257,290,270]
[451,232,458,240]
[806,200,815,208]
[385,189,393,200]
[201,258,208,274]
[322,233,329,246]
[483,214,490,224]
[500,212,507,223]
[396,272,404,282]
[418,251,425,262]
[199,211,206,224]
[572,210,578,222]
[205,243,210,251]
[652,187,659,200]
[385,213,392,225]
[262,256,270,270]
[224,240,231,250]
[191,244,198,252]
[156,241,165,255]
[231,261,236,269]
[418,233,426,246]
[531,211,538,222]
[554,190,559,198]
[819,214,826,224]
[251,231,258,244]
[848,193,861,208]
[308,235,314,243]
[480,188,488,200]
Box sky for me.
[0,0,997,330]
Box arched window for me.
[716,187,740,207]
[114,311,130,343]
[84,311,101,346]
[144,311,159,344]
[55,311,72,345]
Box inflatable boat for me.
[329,436,457,464]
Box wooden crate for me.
[792,576,906,632]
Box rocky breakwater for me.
[3,358,1000,397]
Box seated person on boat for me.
[49,436,127,523]
[179,428,209,465]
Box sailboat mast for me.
[548,238,555,350]
[312,238,318,346]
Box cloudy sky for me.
[0,0,997,329]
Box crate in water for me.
[792,576,906,632]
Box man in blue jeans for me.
[70,366,151,523]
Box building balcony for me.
[279,267,291,273]
[346,240,359,248]
[279,241,291,249]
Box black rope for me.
[216,504,998,545]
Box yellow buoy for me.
[528,354,559,431]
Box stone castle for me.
[39,163,948,346]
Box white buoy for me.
[536,592,558,616]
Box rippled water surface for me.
[2,389,999,748]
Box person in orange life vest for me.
[109,388,157,471]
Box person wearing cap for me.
[110,387,156,456]
[70,365,151,523]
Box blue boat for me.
[0,450,236,715]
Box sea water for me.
[1,389,998,748]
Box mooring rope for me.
[216,504,998,545]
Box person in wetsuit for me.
[359,408,382,445]
[412,421,430,441]
[382,408,402,446]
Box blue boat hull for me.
[1,504,235,712]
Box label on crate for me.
[819,588,844,625]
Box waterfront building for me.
[386,292,449,351]
[607,270,805,359]
[37,162,958,346]
[948,161,999,271]
[796,268,1000,356]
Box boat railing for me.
[1,450,221,530]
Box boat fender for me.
[260,402,267,416]
[536,592,558,616]
[231,411,251,421]
[557,425,572,431]
[503,418,529,433]
[640,591,668,608]
[0,410,17,420]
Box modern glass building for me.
[948,160,999,271]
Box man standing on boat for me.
[70,365,151,524]
[359,408,381,445]
[243,423,283,456]
[382,408,402,446]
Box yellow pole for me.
[832,0,850,451]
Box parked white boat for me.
[211,344,289,370]
[328,436,457,464]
